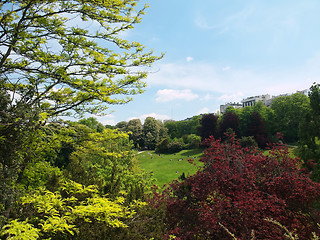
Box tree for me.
[0,87,41,216]
[126,118,144,148]
[271,93,310,143]
[246,111,269,148]
[143,117,167,150]
[115,121,128,132]
[199,113,218,141]
[237,101,275,139]
[219,111,239,138]
[0,0,163,117]
[153,135,320,239]
[78,117,104,132]
[297,83,320,181]
[164,116,201,140]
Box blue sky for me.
[97,0,320,125]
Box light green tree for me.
[143,117,167,149]
[126,118,144,148]
[78,117,105,132]
[271,93,310,143]
[0,0,163,117]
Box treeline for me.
[114,91,309,153]
[115,116,202,153]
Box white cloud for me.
[129,113,171,123]
[147,59,316,98]
[96,114,116,126]
[218,92,244,103]
[200,94,214,101]
[155,89,199,103]
[197,107,210,115]
[186,56,194,62]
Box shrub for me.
[239,136,258,148]
[168,142,184,153]
[153,134,320,239]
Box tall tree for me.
[246,111,269,148]
[0,0,163,117]
[199,113,218,141]
[127,118,144,148]
[219,111,239,138]
[271,93,310,143]
[143,117,167,149]
[78,117,104,132]
[298,83,320,181]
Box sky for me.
[97,0,320,126]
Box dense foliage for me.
[153,135,320,239]
[0,1,164,239]
[0,0,163,117]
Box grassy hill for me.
[136,148,204,187]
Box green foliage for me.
[1,181,145,239]
[0,86,42,214]
[126,119,144,148]
[1,219,40,240]
[78,117,105,132]
[186,134,201,149]
[297,83,320,181]
[271,93,310,143]
[143,117,167,150]
[239,136,258,148]
[164,116,201,139]
[0,0,163,117]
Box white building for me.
[220,102,242,114]
[241,94,271,107]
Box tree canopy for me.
[0,0,163,117]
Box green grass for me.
[136,149,204,187]
[263,146,299,159]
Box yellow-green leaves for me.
[2,181,144,239]
[0,0,163,117]
[1,219,40,240]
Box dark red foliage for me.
[219,112,239,139]
[152,135,320,240]
[199,113,219,141]
[246,111,269,148]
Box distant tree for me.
[271,93,310,143]
[155,138,170,153]
[115,121,128,132]
[78,117,104,132]
[298,83,320,181]
[165,115,201,139]
[199,113,218,141]
[127,119,144,148]
[187,134,201,149]
[143,117,167,149]
[246,112,269,148]
[219,111,239,138]
[163,121,179,139]
[237,101,275,138]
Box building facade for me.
[220,102,243,114]
[241,94,271,107]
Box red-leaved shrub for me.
[151,134,320,240]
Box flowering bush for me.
[152,134,320,239]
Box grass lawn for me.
[136,148,204,187]
[263,145,299,159]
